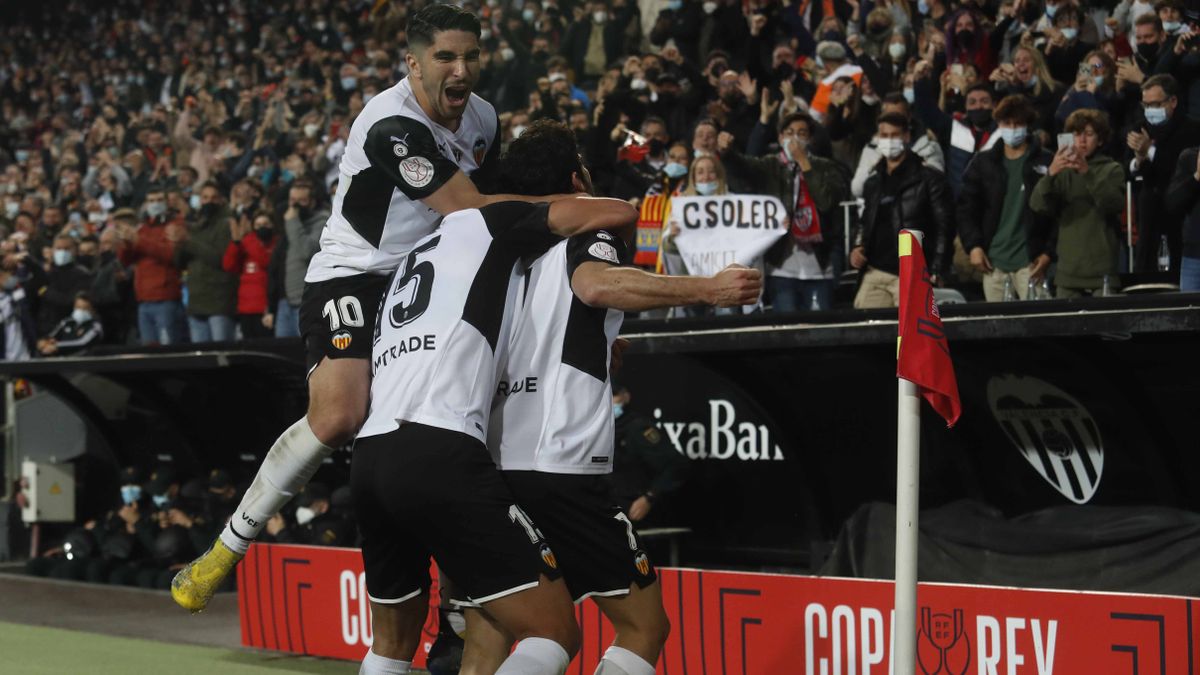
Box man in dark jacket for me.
[959,95,1057,300]
[720,113,852,311]
[1164,143,1200,291]
[173,181,238,342]
[1127,74,1200,274]
[36,234,94,336]
[608,384,689,526]
[851,113,954,308]
[560,0,631,86]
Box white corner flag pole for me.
[894,230,924,675]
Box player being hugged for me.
[172,3,548,616]
[460,120,761,675]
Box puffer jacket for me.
[222,230,278,315]
[854,152,954,276]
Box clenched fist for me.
[708,264,763,306]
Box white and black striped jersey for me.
[358,201,562,444]
[305,77,500,283]
[488,230,630,474]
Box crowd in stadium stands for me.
[24,465,356,588]
[1,0,1200,359]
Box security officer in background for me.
[270,482,356,547]
[608,383,690,525]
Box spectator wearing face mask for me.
[913,56,999,197]
[959,95,1057,300]
[720,114,852,311]
[851,93,946,198]
[611,115,673,200]
[118,185,187,345]
[173,181,238,342]
[944,9,996,81]
[698,0,751,62]
[851,113,953,308]
[562,0,630,86]
[34,234,94,337]
[1126,74,1200,273]
[264,180,327,338]
[1043,7,1095,85]
[990,46,1065,138]
[37,291,103,355]
[223,211,278,339]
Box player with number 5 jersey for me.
[352,135,639,674]
[171,4,554,627]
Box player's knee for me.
[511,611,580,657]
[306,405,366,446]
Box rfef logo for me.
[918,607,970,675]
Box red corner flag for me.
[896,230,961,427]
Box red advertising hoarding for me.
[240,543,1200,674]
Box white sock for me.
[219,418,335,554]
[495,637,570,675]
[359,648,411,675]
[594,646,656,675]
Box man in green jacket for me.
[173,181,239,341]
[718,112,852,311]
[1030,109,1126,298]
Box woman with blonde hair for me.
[681,155,729,197]
[989,44,1063,136]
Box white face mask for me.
[695,180,719,195]
[511,124,527,138]
[593,10,606,23]
[72,308,92,324]
[888,42,907,60]
[703,1,718,13]
[500,47,515,61]
[876,137,905,159]
[295,506,316,526]
[304,123,320,138]
[999,126,1028,147]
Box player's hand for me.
[969,246,993,273]
[628,495,653,522]
[708,264,762,306]
[850,246,868,270]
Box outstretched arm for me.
[572,262,761,312]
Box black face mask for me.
[648,138,666,155]
[645,68,662,83]
[956,29,976,48]
[199,203,218,219]
[1137,42,1159,61]
[77,254,96,269]
[297,205,312,221]
[100,250,117,264]
[255,227,274,242]
[532,49,549,62]
[966,108,993,128]
[775,64,795,82]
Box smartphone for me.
[1056,133,1075,149]
[951,64,964,76]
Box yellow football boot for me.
[171,538,244,613]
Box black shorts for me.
[299,274,390,374]
[350,424,561,606]
[500,471,658,602]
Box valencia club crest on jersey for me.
[634,551,651,576]
[331,331,352,350]
[540,543,558,570]
[473,136,487,165]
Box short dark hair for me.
[881,92,911,112]
[877,112,910,132]
[993,94,1037,126]
[407,3,481,51]
[1143,73,1178,97]
[966,83,993,99]
[778,111,816,134]
[1064,108,1112,144]
[499,120,583,196]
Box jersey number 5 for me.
[390,235,441,329]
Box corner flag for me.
[896,230,961,427]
